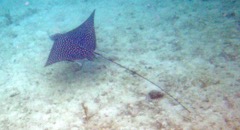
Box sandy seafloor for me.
[0,0,240,129]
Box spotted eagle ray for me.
[45,10,190,113]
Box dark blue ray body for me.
[45,10,96,66]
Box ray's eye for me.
[50,33,62,41]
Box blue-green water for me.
[0,0,240,129]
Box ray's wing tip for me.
[91,9,95,17]
[44,62,50,67]
[45,59,53,67]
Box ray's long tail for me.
[94,52,191,113]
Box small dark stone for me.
[126,27,132,30]
[10,92,19,97]
[148,90,164,99]
[237,20,240,31]
[139,25,144,30]
[223,12,236,18]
